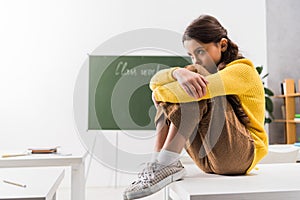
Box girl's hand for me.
[172,68,209,99]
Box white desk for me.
[168,163,300,200]
[0,167,64,200]
[0,152,87,200]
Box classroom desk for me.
[0,152,87,200]
[0,167,64,200]
[168,163,300,200]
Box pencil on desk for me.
[3,180,27,188]
[1,153,29,158]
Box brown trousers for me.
[155,96,255,175]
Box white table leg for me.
[52,193,56,200]
[71,162,85,200]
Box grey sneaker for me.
[123,160,185,200]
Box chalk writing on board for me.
[115,61,137,76]
[115,61,164,77]
[140,64,163,76]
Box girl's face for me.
[183,38,227,73]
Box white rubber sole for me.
[124,168,186,200]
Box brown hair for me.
[182,15,243,66]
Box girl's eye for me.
[196,49,205,55]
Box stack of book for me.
[295,114,300,121]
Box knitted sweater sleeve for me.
[150,59,256,103]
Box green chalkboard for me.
[88,55,191,130]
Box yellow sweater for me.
[150,58,268,173]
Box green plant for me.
[256,65,274,124]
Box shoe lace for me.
[137,162,158,186]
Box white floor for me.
[56,187,165,200]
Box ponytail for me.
[221,38,244,65]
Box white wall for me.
[0,0,266,187]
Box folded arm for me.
[150,62,255,103]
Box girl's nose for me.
[193,57,202,65]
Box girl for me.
[123,14,268,200]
